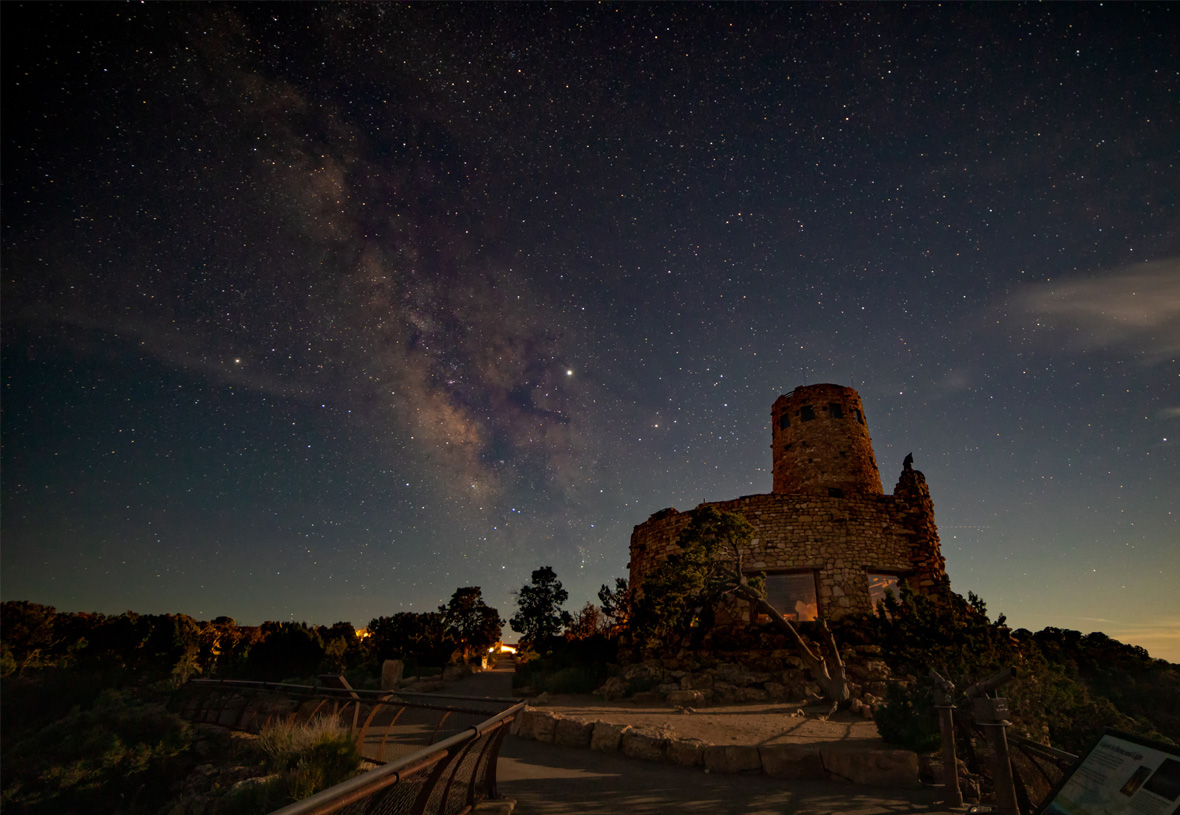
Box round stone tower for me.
[771,384,883,496]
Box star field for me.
[2,4,1177,658]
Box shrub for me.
[875,681,941,753]
[220,717,361,814]
[0,687,197,814]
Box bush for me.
[220,717,361,814]
[513,634,617,695]
[875,681,941,753]
[0,687,197,814]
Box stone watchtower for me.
[628,382,948,622]
[771,384,883,497]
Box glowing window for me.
[868,573,902,610]
[760,573,819,622]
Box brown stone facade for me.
[628,384,947,621]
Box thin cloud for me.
[1009,258,1180,362]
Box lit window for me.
[760,573,818,622]
[868,573,902,610]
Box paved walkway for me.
[438,663,963,815]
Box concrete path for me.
[441,663,962,815]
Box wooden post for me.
[973,696,1019,815]
[930,669,963,808]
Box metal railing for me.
[931,667,1078,815]
[174,679,519,764]
[267,702,524,815]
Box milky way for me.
[3,4,1177,658]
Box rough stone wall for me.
[772,384,883,496]
[628,485,945,621]
[891,468,945,591]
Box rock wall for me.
[628,482,945,620]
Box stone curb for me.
[512,707,919,788]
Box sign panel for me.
[1038,730,1180,815]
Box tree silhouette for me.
[510,566,571,648]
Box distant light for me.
[566,369,573,376]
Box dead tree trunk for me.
[731,583,851,704]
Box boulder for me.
[590,722,631,752]
[516,709,558,742]
[553,718,594,748]
[666,737,709,767]
[759,744,824,778]
[820,749,921,788]
[442,663,471,682]
[381,659,404,690]
[703,745,763,774]
[595,676,628,701]
[667,689,705,707]
[621,729,667,762]
[734,687,769,703]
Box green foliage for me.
[598,578,631,630]
[871,582,1177,753]
[513,634,618,695]
[875,681,942,752]
[220,718,361,815]
[367,611,454,667]
[510,566,571,648]
[439,587,503,658]
[243,622,326,680]
[630,506,756,645]
[0,601,57,675]
[1,687,196,814]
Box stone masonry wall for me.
[628,487,943,621]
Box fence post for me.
[973,696,1019,815]
[930,669,963,808]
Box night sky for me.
[3,4,1177,660]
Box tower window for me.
[828,488,844,497]
[852,408,865,425]
[800,405,815,422]
[829,403,843,418]
[779,414,790,430]
[759,573,819,622]
[868,573,903,611]
[784,443,793,451]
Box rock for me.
[531,692,552,706]
[621,728,667,761]
[595,676,628,701]
[630,691,662,705]
[655,682,680,697]
[590,722,631,752]
[516,709,558,742]
[703,745,763,774]
[759,744,825,778]
[381,659,404,690]
[553,718,594,748]
[764,682,790,702]
[667,689,705,707]
[734,687,769,703]
[666,737,709,767]
[820,749,921,788]
[442,663,471,682]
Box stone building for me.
[628,384,947,622]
